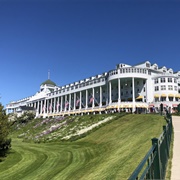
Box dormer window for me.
[146,62,150,68]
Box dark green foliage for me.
[0,103,11,157]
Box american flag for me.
[76,99,80,106]
[42,105,46,112]
[49,104,52,111]
[89,97,94,103]
[56,103,60,108]
[65,101,69,107]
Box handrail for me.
[128,145,156,180]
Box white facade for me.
[6,61,180,117]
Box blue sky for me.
[1,0,180,107]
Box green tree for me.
[0,103,11,151]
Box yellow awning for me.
[175,94,180,98]
[168,94,174,97]
[136,95,143,99]
[154,94,160,98]
[119,104,124,108]
[161,94,166,97]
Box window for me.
[154,79,158,84]
[174,86,177,91]
[163,68,166,72]
[161,78,166,83]
[168,85,173,90]
[168,78,172,82]
[155,86,159,91]
[161,97,166,101]
[174,78,177,83]
[161,85,166,90]
[143,80,146,84]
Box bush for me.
[0,138,11,150]
[17,111,36,123]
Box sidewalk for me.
[171,116,180,180]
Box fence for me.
[128,114,173,180]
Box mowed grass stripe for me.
[14,143,73,180]
[0,114,166,180]
[0,141,39,179]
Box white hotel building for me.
[6,61,180,117]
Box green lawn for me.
[0,114,166,180]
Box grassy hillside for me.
[0,113,166,180]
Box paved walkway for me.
[171,116,180,180]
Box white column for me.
[43,99,46,115]
[69,94,71,111]
[60,96,63,112]
[57,97,59,113]
[109,81,112,104]
[65,95,67,111]
[74,93,76,110]
[79,91,82,110]
[50,99,53,113]
[86,90,88,109]
[118,78,121,107]
[40,100,43,114]
[132,77,135,112]
[53,97,56,113]
[100,86,102,107]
